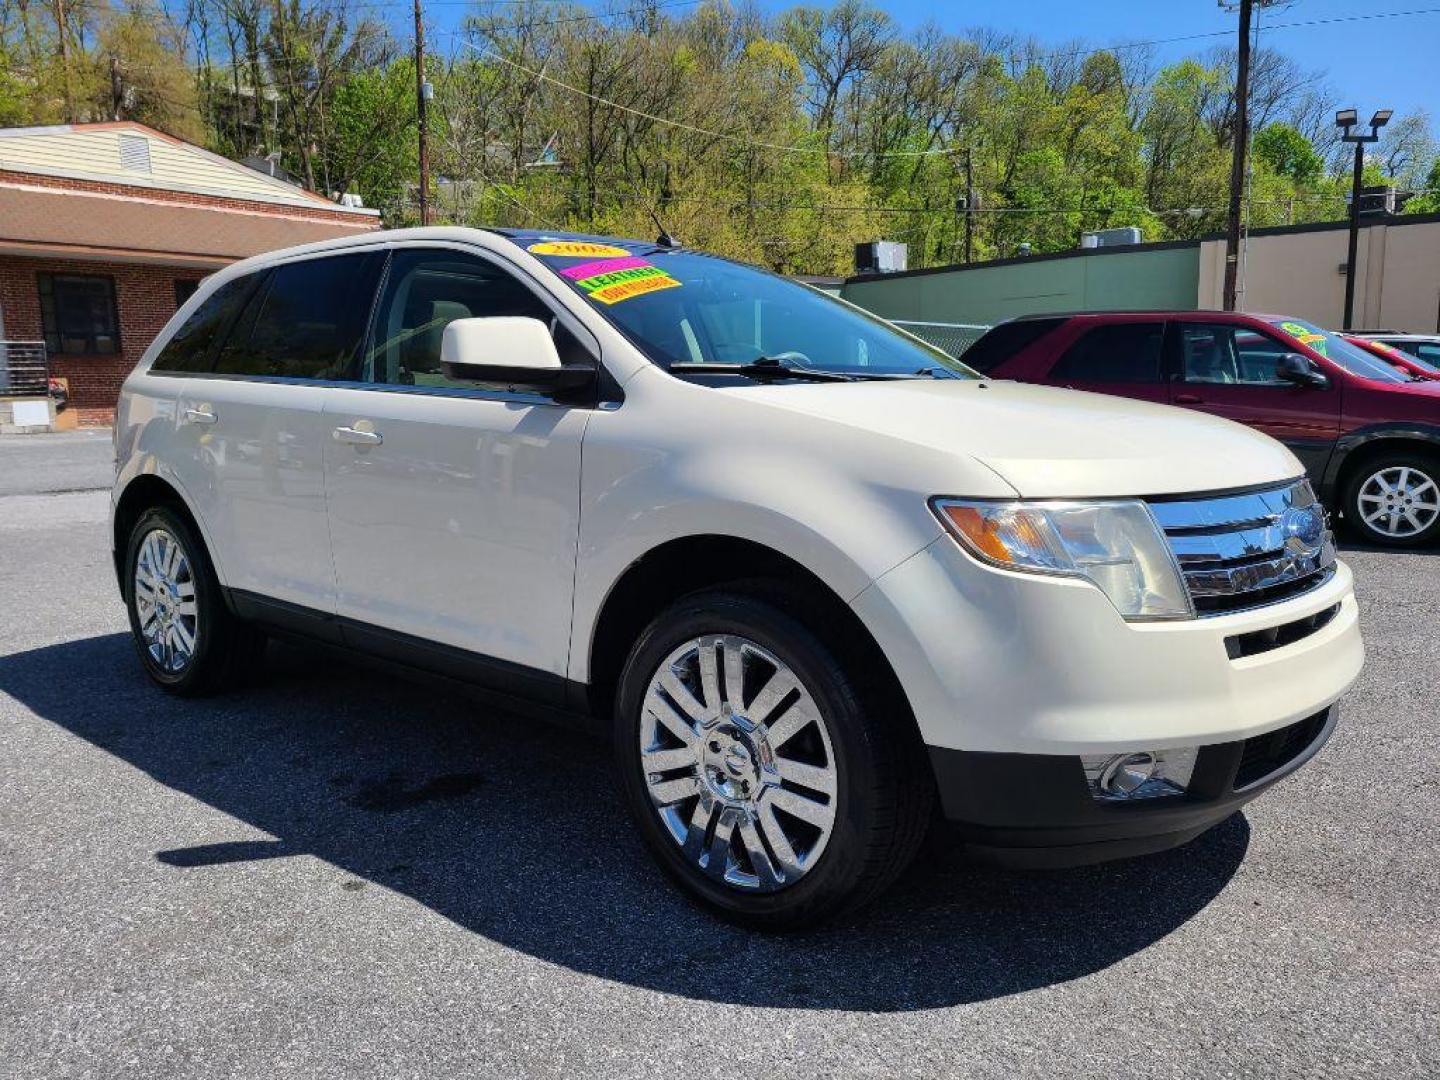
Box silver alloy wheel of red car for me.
[1355,465,1440,539]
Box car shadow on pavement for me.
[0,632,1249,1012]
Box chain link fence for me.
[889,320,990,360]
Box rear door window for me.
[212,252,384,380]
[1050,322,1166,383]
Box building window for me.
[174,279,200,308]
[38,273,121,355]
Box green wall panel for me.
[841,246,1201,325]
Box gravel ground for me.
[0,433,1435,1079]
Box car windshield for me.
[1266,317,1408,383]
[513,237,976,381]
[1374,340,1440,375]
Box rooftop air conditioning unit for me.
[855,241,908,274]
[1080,226,1142,249]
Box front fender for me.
[565,367,1015,683]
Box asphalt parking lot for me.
[1,431,1436,1079]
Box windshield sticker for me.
[558,255,653,280]
[563,258,682,305]
[527,240,631,258]
[1279,321,1328,354]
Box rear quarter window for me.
[961,318,1066,374]
[150,275,258,373]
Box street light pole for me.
[1336,108,1392,330]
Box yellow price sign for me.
[528,241,632,258]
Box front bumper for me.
[851,534,1361,868]
[929,704,1338,868]
[852,537,1363,754]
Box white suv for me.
[112,228,1364,927]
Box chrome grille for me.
[1148,480,1336,616]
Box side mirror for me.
[1276,353,1328,389]
[440,316,595,397]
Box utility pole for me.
[110,56,124,121]
[1337,108,1392,330]
[1221,0,1253,311]
[413,0,431,226]
[963,145,975,264]
[53,0,74,122]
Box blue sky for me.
[849,0,1438,131]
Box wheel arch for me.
[582,534,924,749]
[112,474,217,595]
[1328,425,1440,503]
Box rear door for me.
[1042,319,1171,405]
[171,250,384,614]
[1169,320,1342,478]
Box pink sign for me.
[559,256,651,280]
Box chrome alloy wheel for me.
[1357,466,1440,538]
[133,527,199,673]
[639,635,838,893]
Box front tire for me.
[1343,452,1440,547]
[613,589,932,929]
[123,505,262,695]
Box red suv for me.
[965,310,1440,547]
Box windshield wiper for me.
[668,357,857,383]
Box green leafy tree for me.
[1253,122,1323,184]
[1403,157,1440,214]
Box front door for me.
[1169,321,1343,479]
[323,246,595,692]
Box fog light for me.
[1102,752,1155,796]
[1081,746,1198,802]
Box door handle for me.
[1174,393,1203,405]
[333,425,383,446]
[183,407,217,425]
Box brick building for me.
[0,121,381,425]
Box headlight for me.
[931,498,1193,620]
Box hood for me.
[721,378,1302,498]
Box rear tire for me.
[123,505,263,695]
[1342,451,1440,548]
[613,588,932,930]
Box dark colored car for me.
[966,310,1440,547]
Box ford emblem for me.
[1281,504,1325,551]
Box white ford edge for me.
[112,228,1364,928]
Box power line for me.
[1016,5,1440,65]
[121,3,1440,92]
[464,39,959,158]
